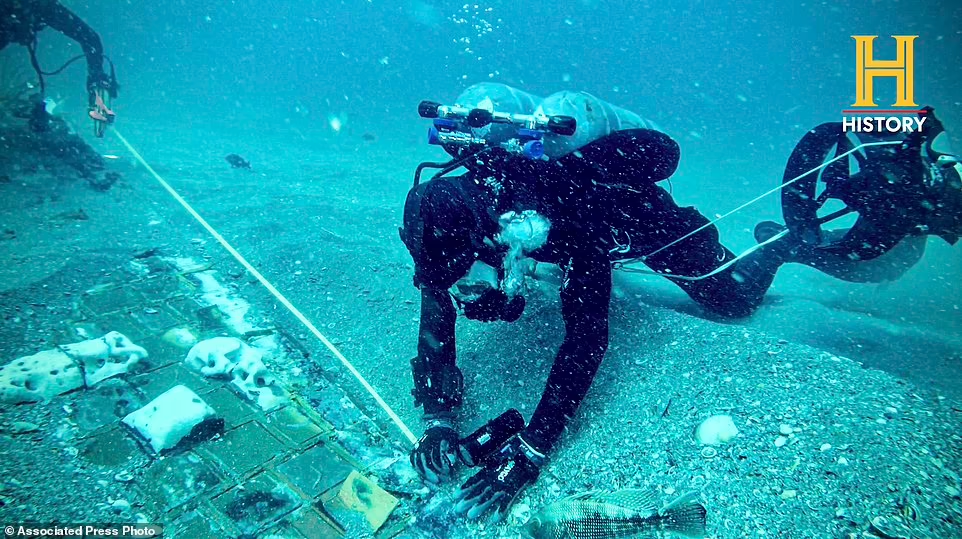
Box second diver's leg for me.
[620,188,788,318]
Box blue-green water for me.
[63,0,961,328]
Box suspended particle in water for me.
[329,116,343,133]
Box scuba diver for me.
[398,83,961,522]
[0,0,118,136]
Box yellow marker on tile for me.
[331,470,398,532]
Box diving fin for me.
[753,221,788,245]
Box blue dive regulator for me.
[417,100,577,160]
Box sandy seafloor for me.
[1,108,961,539]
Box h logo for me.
[852,35,918,108]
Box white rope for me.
[617,229,789,280]
[616,140,902,281]
[639,140,900,260]
[112,128,417,445]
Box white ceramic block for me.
[184,337,286,411]
[230,354,283,411]
[122,385,217,453]
[184,337,259,377]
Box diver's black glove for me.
[453,434,544,521]
[457,408,525,467]
[410,418,460,486]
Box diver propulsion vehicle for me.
[768,107,962,282]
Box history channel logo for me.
[842,35,927,134]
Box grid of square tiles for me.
[67,258,409,538]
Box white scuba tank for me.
[452,84,662,159]
[535,91,662,158]
[454,83,543,148]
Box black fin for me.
[594,489,658,514]
[753,221,787,245]
[659,495,707,539]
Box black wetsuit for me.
[0,0,107,104]
[401,129,776,454]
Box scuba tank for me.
[452,83,544,153]
[536,90,662,158]
[455,83,542,117]
[415,84,677,188]
[449,84,663,161]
